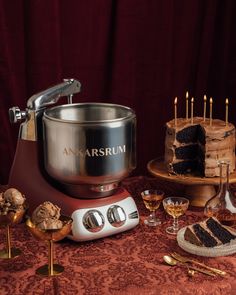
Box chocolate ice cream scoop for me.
[37,218,64,230]
[32,201,61,225]
[4,188,25,207]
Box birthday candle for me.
[226,98,229,126]
[203,95,207,122]
[191,97,194,124]
[186,91,189,120]
[210,97,213,126]
[174,97,177,126]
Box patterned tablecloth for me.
[1,176,236,295]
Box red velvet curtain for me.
[1,0,236,184]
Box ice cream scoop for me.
[4,188,25,207]
[31,201,63,230]
[0,188,25,216]
[32,201,61,224]
[36,218,63,230]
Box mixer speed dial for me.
[107,205,126,227]
[82,210,105,232]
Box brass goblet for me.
[0,204,27,259]
[26,216,73,276]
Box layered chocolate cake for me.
[184,217,236,247]
[165,117,235,177]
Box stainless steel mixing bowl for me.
[42,103,136,198]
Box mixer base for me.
[9,139,140,241]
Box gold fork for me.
[171,252,226,276]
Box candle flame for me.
[186,91,189,99]
[226,98,229,105]
[204,95,207,101]
[174,97,178,104]
[210,97,213,104]
[191,97,194,103]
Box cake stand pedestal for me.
[147,158,236,207]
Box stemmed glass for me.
[26,215,73,276]
[163,197,189,235]
[0,204,27,259]
[141,189,164,226]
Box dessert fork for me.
[171,252,226,276]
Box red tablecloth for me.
[1,176,236,295]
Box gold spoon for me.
[163,255,215,277]
[163,255,196,277]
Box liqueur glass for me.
[141,190,164,226]
[26,216,73,276]
[204,160,236,226]
[163,197,189,235]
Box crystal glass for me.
[204,160,236,226]
[141,189,164,226]
[163,197,189,235]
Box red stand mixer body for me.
[8,79,139,241]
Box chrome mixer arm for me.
[27,79,81,111]
[9,78,81,141]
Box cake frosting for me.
[184,217,236,247]
[165,117,235,177]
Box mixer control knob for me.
[107,205,126,227]
[82,210,105,233]
[9,107,27,123]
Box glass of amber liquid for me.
[163,197,189,235]
[141,190,164,226]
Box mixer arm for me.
[27,79,81,111]
[9,78,81,141]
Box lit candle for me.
[174,97,178,126]
[210,97,213,126]
[191,97,194,124]
[203,95,207,122]
[226,98,229,126]
[186,91,189,120]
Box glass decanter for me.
[204,160,236,226]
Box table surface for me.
[1,176,236,295]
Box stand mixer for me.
[8,79,139,241]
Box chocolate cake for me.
[184,217,236,247]
[165,117,235,177]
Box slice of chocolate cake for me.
[192,224,218,247]
[184,217,236,248]
[206,217,236,244]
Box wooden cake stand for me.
[147,158,236,207]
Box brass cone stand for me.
[36,240,64,276]
[0,225,21,259]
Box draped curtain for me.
[1,0,236,184]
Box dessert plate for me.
[177,226,236,257]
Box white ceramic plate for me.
[177,226,236,257]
